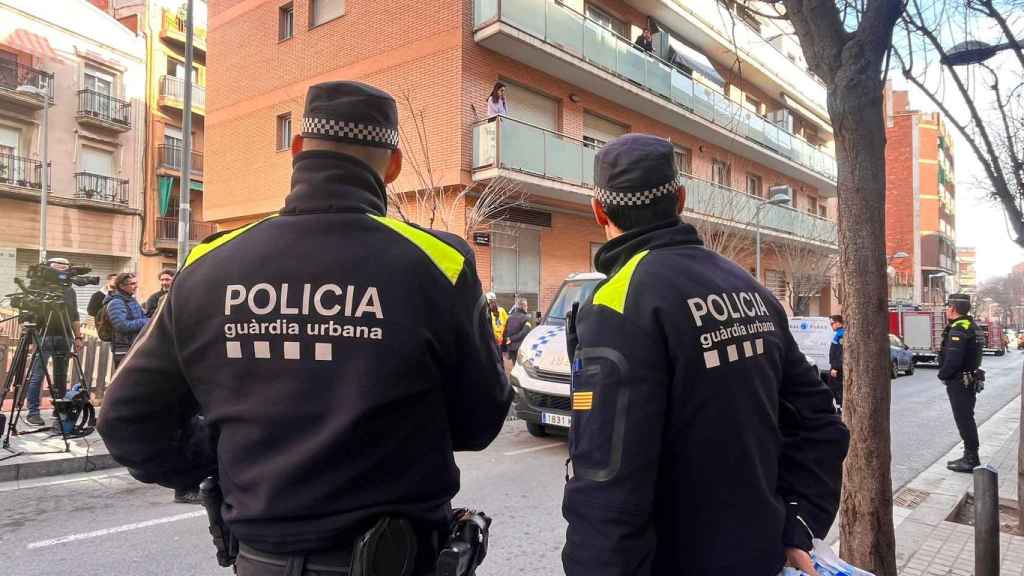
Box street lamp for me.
[928,271,948,304]
[942,40,1015,66]
[887,251,910,330]
[17,81,50,263]
[754,189,792,282]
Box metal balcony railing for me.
[472,115,837,245]
[159,76,206,110]
[157,144,204,175]
[155,217,216,242]
[77,89,131,127]
[0,154,42,190]
[74,172,129,205]
[473,0,837,182]
[0,60,53,102]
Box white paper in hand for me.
[778,540,876,576]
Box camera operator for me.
[24,257,84,428]
[104,273,148,369]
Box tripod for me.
[0,306,94,462]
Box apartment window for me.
[310,0,345,28]
[711,159,731,188]
[84,66,113,97]
[674,146,692,174]
[744,95,761,115]
[746,173,763,197]
[585,4,626,37]
[764,269,787,301]
[80,145,114,176]
[279,3,294,40]
[276,113,292,151]
[818,204,827,218]
[806,196,818,215]
[167,60,198,82]
[0,125,19,156]
[164,126,184,149]
[583,112,627,149]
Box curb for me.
[0,451,120,483]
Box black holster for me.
[200,476,238,568]
[350,517,419,576]
[436,509,491,576]
[962,368,986,393]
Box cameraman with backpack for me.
[102,273,148,369]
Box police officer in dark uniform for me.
[97,81,512,575]
[939,293,984,473]
[562,134,849,575]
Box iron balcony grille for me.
[74,172,129,205]
[0,154,42,189]
[157,144,204,174]
[77,89,131,127]
[155,217,216,242]
[160,76,206,110]
[0,60,53,102]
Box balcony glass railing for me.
[473,0,837,183]
[77,89,131,127]
[160,76,206,110]
[473,115,836,244]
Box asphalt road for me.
[0,351,1020,576]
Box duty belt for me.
[239,543,353,574]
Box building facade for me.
[0,0,146,310]
[207,0,839,314]
[111,0,213,298]
[884,82,957,305]
[957,246,976,296]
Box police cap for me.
[947,293,972,307]
[301,81,399,149]
[593,134,678,207]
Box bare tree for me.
[895,0,1024,248]
[682,176,757,264]
[771,232,840,315]
[729,0,905,572]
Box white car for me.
[510,272,604,437]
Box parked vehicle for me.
[789,316,833,381]
[890,304,944,365]
[889,334,914,378]
[978,322,1007,356]
[510,272,604,437]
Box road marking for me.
[504,443,563,456]
[27,511,206,549]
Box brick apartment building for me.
[207,0,840,314]
[0,0,146,310]
[884,82,957,305]
[108,0,214,298]
[957,246,976,296]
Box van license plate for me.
[542,412,571,428]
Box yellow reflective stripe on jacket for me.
[183,214,279,269]
[368,215,465,285]
[953,319,972,330]
[592,250,650,314]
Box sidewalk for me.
[0,414,118,485]
[894,395,1024,574]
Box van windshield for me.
[545,280,601,324]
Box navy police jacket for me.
[938,315,982,381]
[562,219,849,575]
[98,151,512,553]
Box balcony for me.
[159,76,205,115]
[157,144,204,176]
[155,217,216,249]
[0,60,52,109]
[160,9,207,55]
[76,90,131,132]
[0,154,42,193]
[472,115,836,246]
[74,173,129,206]
[473,0,837,193]
[625,0,828,121]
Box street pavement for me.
[0,351,1020,576]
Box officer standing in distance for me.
[562,134,849,575]
[98,81,511,575]
[939,294,983,473]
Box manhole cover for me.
[894,487,930,509]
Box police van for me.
[510,272,604,437]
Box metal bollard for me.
[975,464,1000,576]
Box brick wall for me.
[885,113,916,285]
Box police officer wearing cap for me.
[98,81,511,575]
[561,134,849,575]
[939,294,984,473]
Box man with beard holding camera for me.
[98,81,510,576]
[24,257,83,428]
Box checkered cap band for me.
[595,177,679,207]
[302,117,399,149]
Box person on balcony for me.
[486,82,508,117]
[634,27,654,53]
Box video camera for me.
[26,262,99,290]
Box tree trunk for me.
[831,69,897,575]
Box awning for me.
[4,29,63,63]
[667,37,725,88]
[158,175,174,216]
[190,180,203,192]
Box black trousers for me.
[827,375,843,406]
[946,379,979,453]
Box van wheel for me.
[527,422,548,437]
[891,362,898,379]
